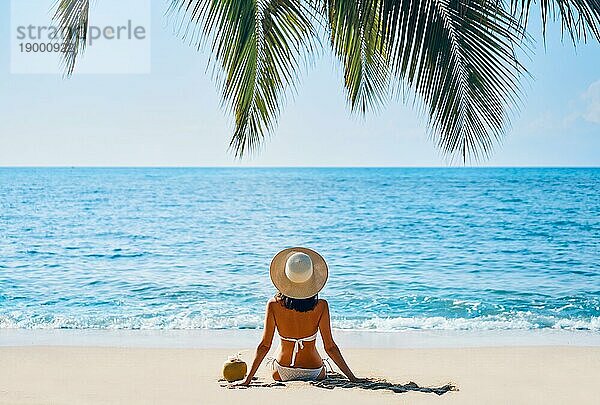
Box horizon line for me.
[1,165,599,169]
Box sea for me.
[1,168,599,332]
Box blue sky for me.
[0,0,598,166]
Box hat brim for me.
[270,247,328,299]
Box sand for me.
[2,345,600,404]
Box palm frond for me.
[168,0,317,157]
[53,0,90,76]
[377,0,528,161]
[325,0,390,113]
[511,0,600,42]
[55,0,597,161]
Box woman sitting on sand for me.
[239,247,358,385]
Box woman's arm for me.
[238,300,276,385]
[318,300,359,382]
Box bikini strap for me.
[322,357,334,373]
[265,356,276,370]
[279,331,318,366]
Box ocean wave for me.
[2,313,599,331]
[333,315,600,331]
[0,311,265,330]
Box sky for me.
[0,0,599,167]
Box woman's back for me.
[270,298,326,368]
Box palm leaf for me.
[325,0,391,113]
[53,0,90,76]
[56,0,599,161]
[511,0,600,42]
[168,0,317,156]
[357,0,528,161]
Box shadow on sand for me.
[311,372,457,396]
[219,377,285,388]
[221,373,457,396]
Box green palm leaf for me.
[168,0,317,156]
[325,0,391,113]
[56,0,600,161]
[53,0,90,76]
[512,0,600,42]
[387,0,529,160]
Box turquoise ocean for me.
[1,168,598,332]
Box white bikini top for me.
[279,331,318,366]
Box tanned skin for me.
[238,297,358,385]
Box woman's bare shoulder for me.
[317,299,329,310]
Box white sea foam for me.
[334,315,536,331]
[2,313,599,332]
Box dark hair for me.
[275,292,318,312]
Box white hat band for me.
[285,252,313,283]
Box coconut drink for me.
[222,353,247,382]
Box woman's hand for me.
[319,301,360,384]
[345,373,360,383]
[233,301,275,388]
[233,378,251,387]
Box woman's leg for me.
[272,369,282,381]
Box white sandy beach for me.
[2,337,600,404]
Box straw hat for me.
[270,247,328,299]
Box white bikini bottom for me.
[271,360,326,381]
